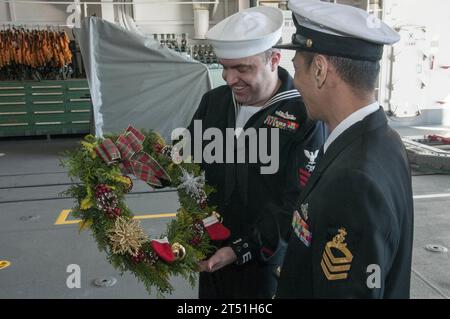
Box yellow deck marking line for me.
[54,209,77,225]
[0,260,11,270]
[55,209,176,225]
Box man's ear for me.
[270,50,281,71]
[313,55,329,89]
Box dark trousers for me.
[198,259,279,299]
[198,187,281,299]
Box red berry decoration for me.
[95,184,119,217]
[132,251,145,264]
[154,143,164,154]
[189,220,205,246]
[145,249,159,266]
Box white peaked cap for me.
[275,0,400,61]
[289,0,400,44]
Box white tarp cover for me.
[74,17,212,139]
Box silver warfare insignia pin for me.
[275,110,296,121]
[301,203,309,221]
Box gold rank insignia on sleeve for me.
[320,228,354,281]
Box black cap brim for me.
[275,26,384,61]
[273,43,303,50]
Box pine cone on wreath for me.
[95,184,120,218]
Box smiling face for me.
[219,52,278,106]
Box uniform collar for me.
[324,102,379,153]
[295,107,387,207]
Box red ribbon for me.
[95,126,171,188]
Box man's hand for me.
[198,247,237,272]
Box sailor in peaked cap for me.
[274,0,413,299]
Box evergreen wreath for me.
[62,126,230,297]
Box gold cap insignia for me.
[320,228,353,281]
[306,39,313,48]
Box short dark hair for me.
[299,51,380,94]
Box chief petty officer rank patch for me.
[292,209,312,247]
[320,228,354,281]
[264,115,299,132]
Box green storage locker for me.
[0,83,32,137]
[65,81,92,134]
[0,79,93,137]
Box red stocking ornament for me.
[202,213,230,241]
[151,237,175,263]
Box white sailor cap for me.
[274,0,400,61]
[206,6,283,59]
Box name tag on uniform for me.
[264,115,299,132]
[292,210,312,247]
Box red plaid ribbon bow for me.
[95,126,171,188]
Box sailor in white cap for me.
[188,6,326,298]
[273,0,414,298]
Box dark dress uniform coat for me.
[188,67,326,298]
[276,108,414,298]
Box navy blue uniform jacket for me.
[188,67,326,298]
[277,108,414,299]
